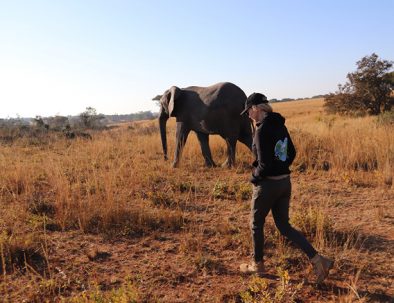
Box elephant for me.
[155,82,253,168]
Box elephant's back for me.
[185,82,246,110]
[182,82,251,136]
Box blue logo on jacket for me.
[274,137,288,161]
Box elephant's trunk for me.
[159,110,169,160]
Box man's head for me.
[241,93,272,122]
[240,93,269,115]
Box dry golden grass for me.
[273,99,393,179]
[0,99,393,302]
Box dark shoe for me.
[311,254,334,283]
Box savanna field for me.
[0,99,393,302]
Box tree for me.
[383,71,394,90]
[79,107,105,129]
[33,116,49,130]
[325,53,393,115]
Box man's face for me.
[248,106,258,121]
[248,106,267,122]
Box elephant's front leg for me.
[196,132,216,167]
[222,137,237,168]
[173,122,190,168]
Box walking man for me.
[239,93,333,283]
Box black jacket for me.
[251,112,296,184]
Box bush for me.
[325,53,393,115]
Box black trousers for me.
[250,176,317,262]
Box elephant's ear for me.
[168,86,181,117]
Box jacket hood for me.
[261,112,285,127]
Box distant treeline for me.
[269,95,329,103]
[104,111,158,124]
[0,110,159,129]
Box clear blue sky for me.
[1,0,393,118]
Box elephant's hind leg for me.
[196,132,216,167]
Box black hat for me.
[240,93,268,115]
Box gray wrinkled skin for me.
[157,82,253,168]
